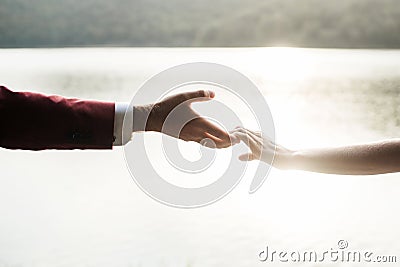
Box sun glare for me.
[252,47,315,82]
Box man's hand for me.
[133,90,238,148]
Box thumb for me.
[239,153,254,161]
[185,90,215,104]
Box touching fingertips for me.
[230,134,240,144]
[239,153,254,161]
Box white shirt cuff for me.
[113,102,133,146]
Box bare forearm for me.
[288,139,400,175]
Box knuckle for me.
[197,89,206,97]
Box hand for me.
[134,90,238,148]
[231,127,294,169]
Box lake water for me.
[1,48,400,267]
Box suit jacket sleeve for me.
[0,86,115,150]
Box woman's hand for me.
[233,127,400,175]
[231,127,294,169]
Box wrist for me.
[133,104,161,132]
[273,148,297,170]
[133,105,150,132]
[288,150,306,170]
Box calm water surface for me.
[1,48,400,267]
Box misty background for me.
[1,0,400,48]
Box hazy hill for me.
[0,0,399,48]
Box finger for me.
[243,128,262,138]
[239,153,254,161]
[187,131,226,148]
[234,127,264,148]
[198,119,239,144]
[231,131,253,147]
[185,90,215,104]
[203,132,231,148]
[190,117,238,146]
[172,90,214,105]
[234,132,262,158]
[230,133,240,145]
[242,129,275,150]
[240,128,263,146]
[234,127,258,139]
[199,136,217,148]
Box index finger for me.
[198,119,238,145]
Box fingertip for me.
[230,134,240,144]
[238,154,248,161]
[197,89,214,99]
[200,138,217,149]
[239,153,254,161]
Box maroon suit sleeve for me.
[0,86,115,150]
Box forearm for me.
[0,86,115,150]
[287,139,400,175]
